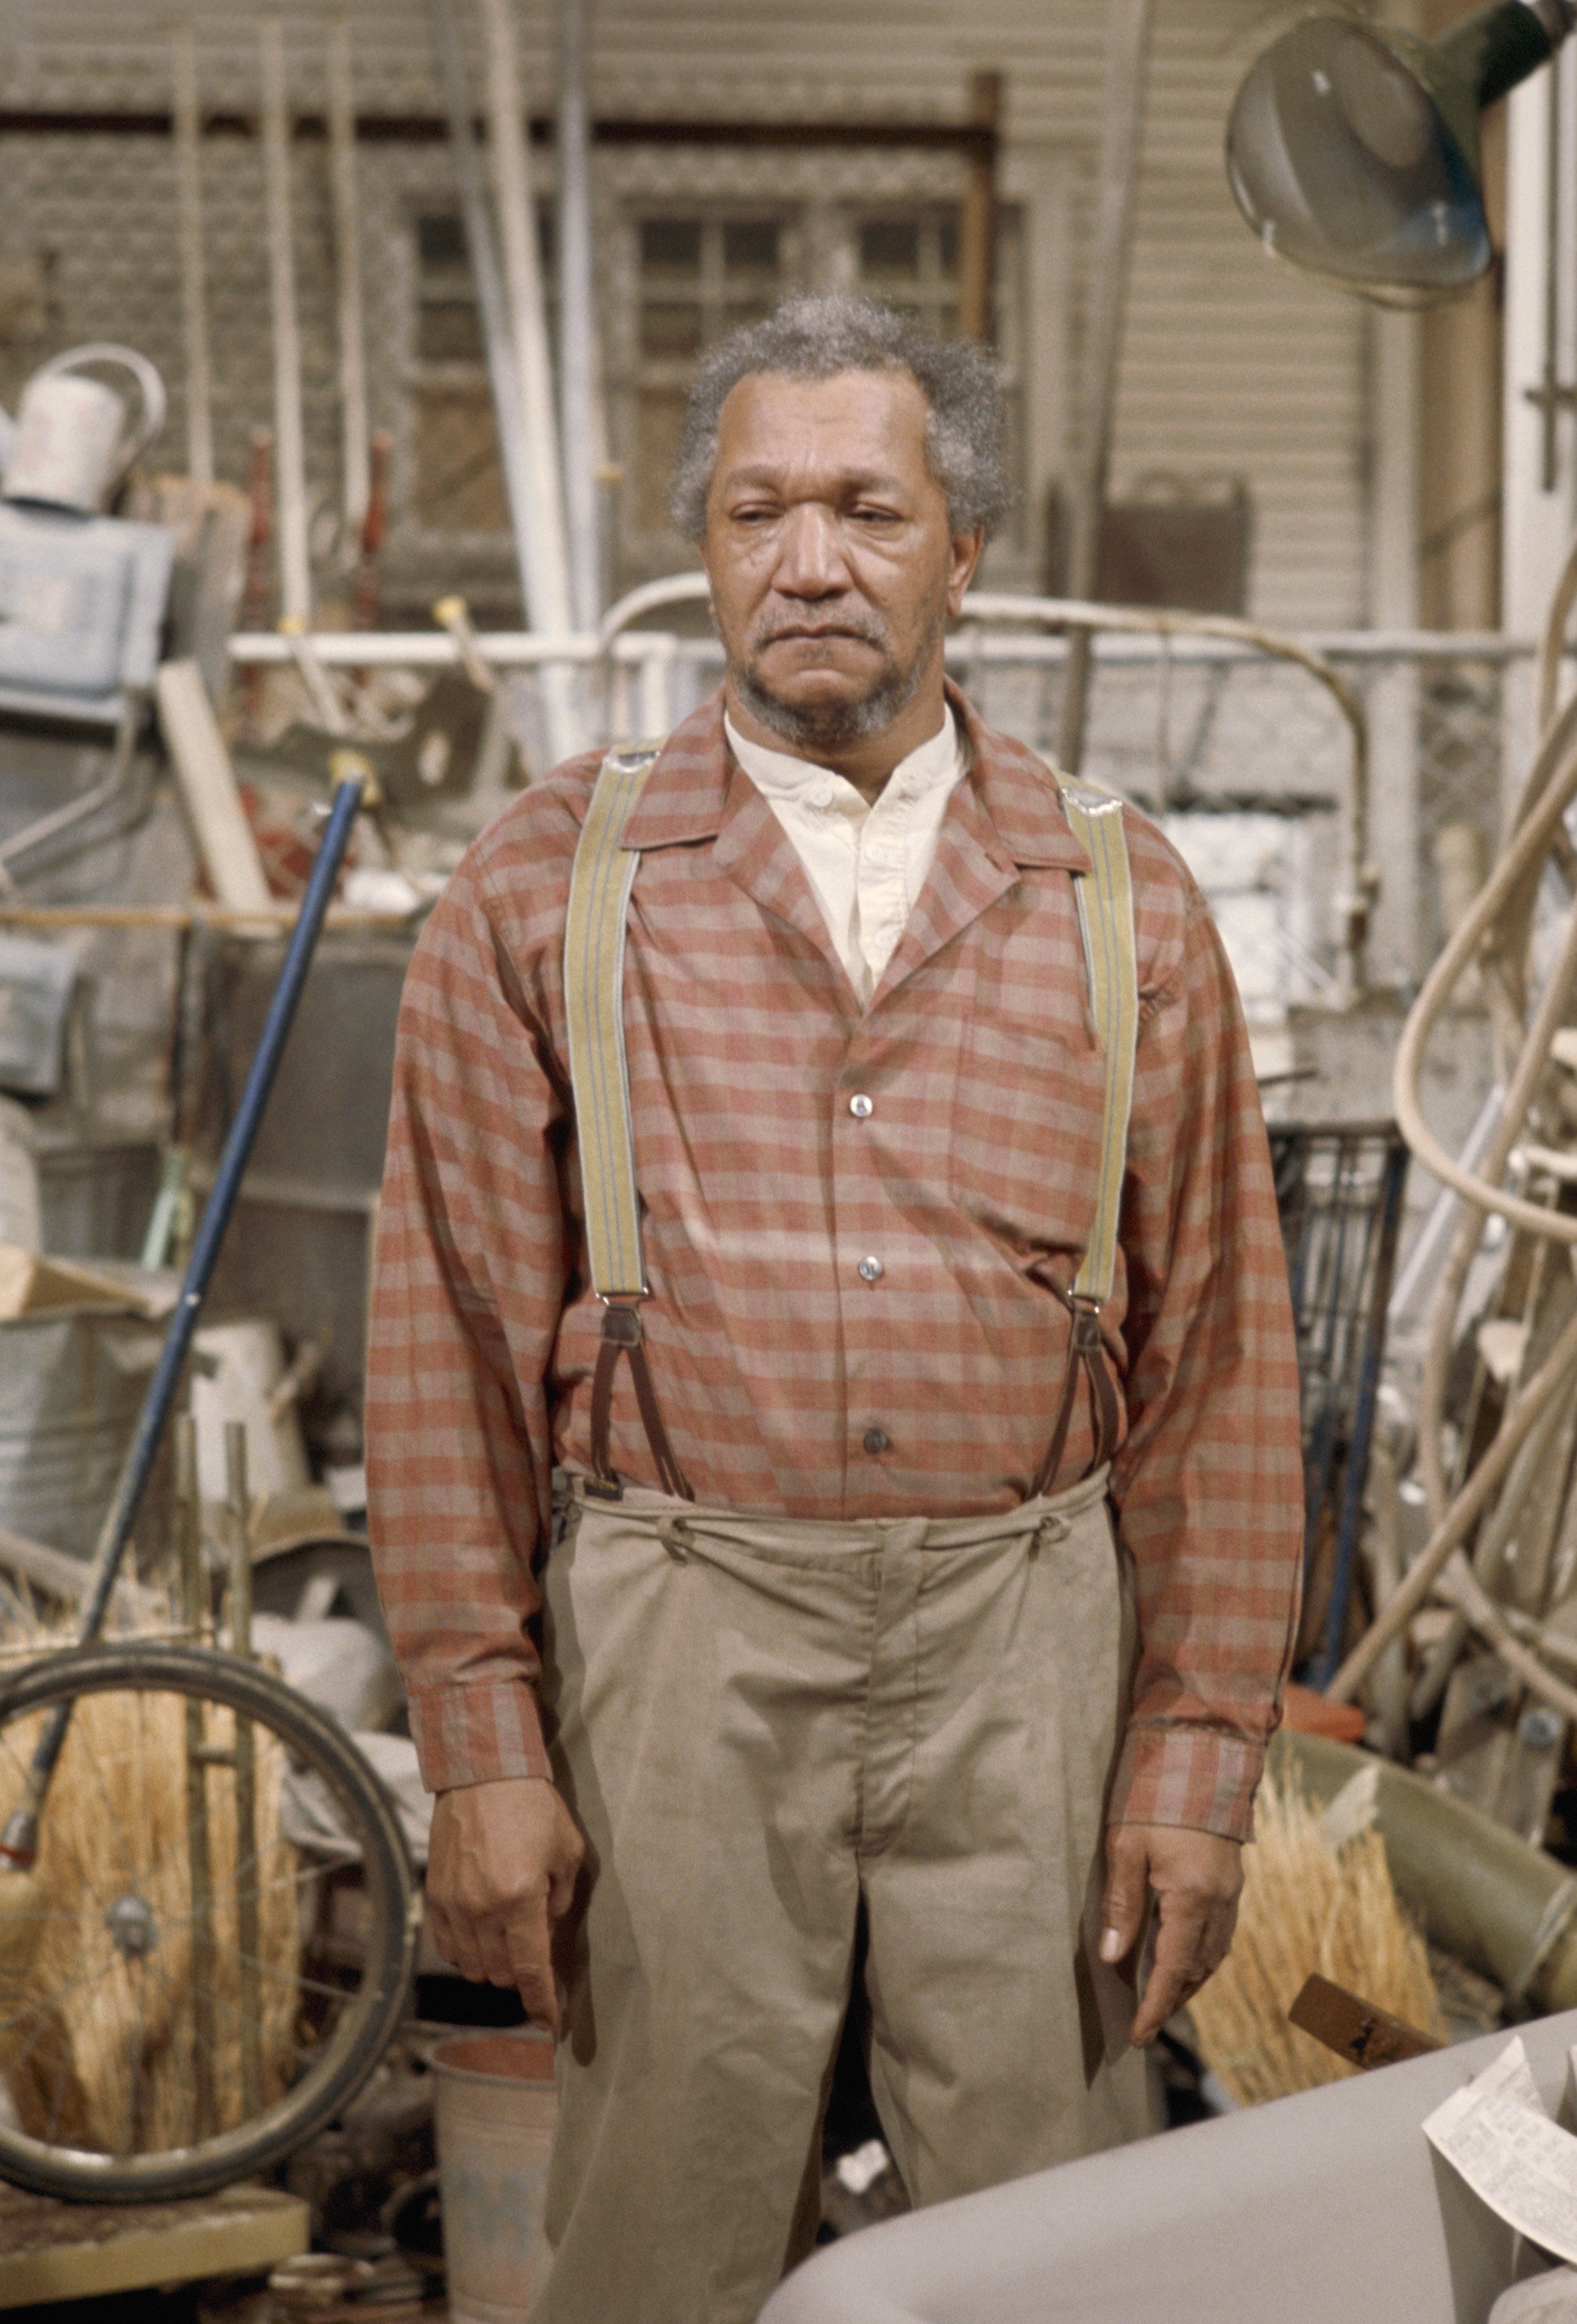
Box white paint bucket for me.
[432,2029,558,2322]
[3,344,167,514]
[190,1317,311,1505]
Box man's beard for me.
[730,606,940,754]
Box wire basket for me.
[1268,1121,1409,1686]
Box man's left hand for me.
[1098,1823,1243,2047]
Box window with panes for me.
[626,214,794,538]
[614,198,1022,576]
[405,194,1022,573]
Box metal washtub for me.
[0,1307,159,1557]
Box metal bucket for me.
[431,2028,558,2323]
[0,1308,158,1556]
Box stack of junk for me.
[9,87,1577,2324]
[0,325,523,2324]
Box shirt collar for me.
[721,705,963,815]
[618,680,1091,874]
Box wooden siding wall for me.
[0,0,1373,627]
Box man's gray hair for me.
[669,292,1012,541]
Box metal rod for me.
[557,0,601,627]
[328,14,370,539]
[261,15,311,625]
[177,1414,218,2143]
[425,4,535,626]
[476,0,579,761]
[1059,0,1154,772]
[172,22,214,489]
[225,1419,263,2119]
[0,776,366,1870]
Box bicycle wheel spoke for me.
[0,1652,414,2194]
[119,1960,150,2160]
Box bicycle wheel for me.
[0,1639,417,2201]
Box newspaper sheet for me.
[1424,2037,1577,2264]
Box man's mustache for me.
[747,610,891,652]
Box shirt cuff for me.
[405,1678,552,1794]
[1108,1718,1266,1842]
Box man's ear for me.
[947,524,986,616]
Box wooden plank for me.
[155,660,273,916]
[1289,1973,1445,2072]
[0,2182,307,2308]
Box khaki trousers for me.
[529,1466,1150,2324]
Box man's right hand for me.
[424,1776,585,2029]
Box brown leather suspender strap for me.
[1030,1301,1122,1501]
[589,1300,692,1502]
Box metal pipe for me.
[476,0,579,760]
[425,0,576,768]
[557,0,601,628]
[172,22,214,489]
[260,16,311,625]
[966,591,1371,992]
[328,14,370,539]
[1059,0,1154,773]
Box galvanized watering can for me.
[0,344,167,514]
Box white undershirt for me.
[724,706,967,1004]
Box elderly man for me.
[368,294,1303,2322]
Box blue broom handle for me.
[70,772,367,1648]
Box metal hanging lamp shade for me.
[1225,0,1575,306]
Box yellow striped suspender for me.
[1032,782,1139,1493]
[564,745,1139,1502]
[563,744,691,1501]
[1060,785,1139,1309]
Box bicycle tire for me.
[0,1639,417,2201]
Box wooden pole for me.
[172,22,214,488]
[328,15,370,539]
[1059,0,1154,774]
[260,16,312,626]
[957,70,1002,346]
[225,1420,263,2121]
[176,1414,218,2145]
[558,0,602,626]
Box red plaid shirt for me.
[366,685,1302,1839]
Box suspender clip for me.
[1069,1296,1104,1356]
[599,1298,646,1349]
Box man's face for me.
[699,368,982,755]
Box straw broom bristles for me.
[1189,1769,1447,2108]
[0,1686,301,2153]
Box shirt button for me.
[857,1256,884,1283]
[849,1093,874,1119]
[863,1426,891,1455]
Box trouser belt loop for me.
[589,1298,695,1504]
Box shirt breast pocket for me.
[950,1005,1108,1259]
